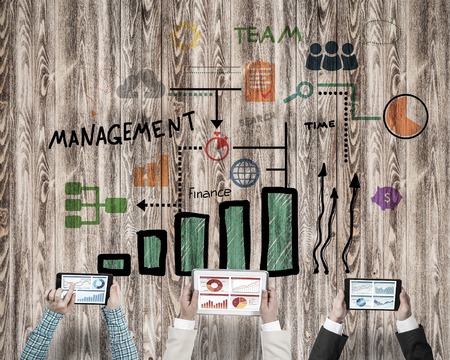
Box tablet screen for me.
[193,269,268,316]
[348,279,399,310]
[60,274,111,304]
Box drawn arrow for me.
[342,173,360,273]
[320,188,338,275]
[211,119,222,128]
[137,199,148,212]
[313,163,327,274]
[211,89,223,128]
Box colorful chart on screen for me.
[232,297,247,309]
[206,279,223,292]
[193,269,268,316]
[59,273,112,305]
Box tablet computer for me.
[56,273,113,305]
[344,278,402,311]
[192,269,268,316]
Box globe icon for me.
[230,159,260,188]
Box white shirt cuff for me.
[324,318,344,336]
[260,320,282,331]
[396,315,419,333]
[173,318,196,330]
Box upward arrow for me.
[349,173,360,189]
[313,163,327,274]
[320,188,338,275]
[342,173,360,273]
[318,163,327,177]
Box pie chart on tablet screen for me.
[232,297,247,309]
[383,94,428,139]
[206,279,223,292]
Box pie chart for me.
[206,279,223,292]
[232,297,247,309]
[383,94,428,139]
[93,279,105,289]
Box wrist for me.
[328,313,345,323]
[180,314,196,321]
[261,316,277,324]
[396,311,412,321]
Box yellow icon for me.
[171,21,201,51]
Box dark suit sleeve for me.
[396,325,434,360]
[309,326,348,360]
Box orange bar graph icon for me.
[201,299,228,309]
[134,155,169,187]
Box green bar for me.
[143,236,161,268]
[224,206,246,269]
[103,259,124,270]
[180,216,207,272]
[266,192,293,271]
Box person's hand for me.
[45,283,76,315]
[105,280,122,310]
[179,283,199,321]
[328,289,347,323]
[260,287,278,324]
[395,288,412,321]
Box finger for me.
[109,283,118,295]
[190,290,199,308]
[45,289,53,302]
[260,290,269,310]
[63,283,76,304]
[181,283,193,302]
[404,290,411,304]
[48,289,56,302]
[55,288,64,302]
[400,289,407,302]
[338,289,347,306]
[68,291,77,308]
[267,287,277,304]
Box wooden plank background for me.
[1,0,449,359]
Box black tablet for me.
[56,273,113,305]
[344,278,402,311]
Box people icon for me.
[305,41,358,71]
[322,41,342,71]
[306,43,323,71]
[341,43,358,70]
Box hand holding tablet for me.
[344,278,402,311]
[192,269,268,316]
[56,273,113,305]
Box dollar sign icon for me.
[384,192,391,203]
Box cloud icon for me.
[116,69,165,98]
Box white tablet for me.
[192,269,268,316]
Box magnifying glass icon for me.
[283,81,314,103]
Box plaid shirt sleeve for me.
[20,308,63,360]
[102,306,139,360]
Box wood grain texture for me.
[1,0,449,359]
[0,0,11,356]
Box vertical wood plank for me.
[0,0,12,358]
[12,0,34,356]
[119,0,144,358]
[31,0,56,358]
[141,0,164,358]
